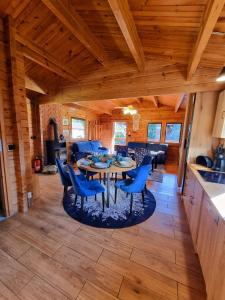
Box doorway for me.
[113,121,127,149]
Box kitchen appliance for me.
[198,170,225,184]
[212,145,225,172]
[196,156,213,168]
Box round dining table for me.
[77,158,137,207]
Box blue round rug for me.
[63,186,156,229]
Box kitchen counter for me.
[189,163,225,220]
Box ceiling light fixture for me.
[123,106,137,115]
[216,67,225,82]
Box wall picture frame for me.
[62,118,69,126]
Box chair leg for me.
[99,173,102,183]
[63,186,68,198]
[115,172,117,183]
[141,191,145,203]
[126,192,129,198]
[75,194,78,205]
[115,186,117,204]
[85,196,88,201]
[81,196,84,213]
[102,192,105,212]
[130,193,133,215]
[95,194,97,201]
[103,173,106,184]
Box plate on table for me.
[93,162,108,169]
[114,161,133,168]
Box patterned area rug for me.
[148,165,165,183]
[63,186,156,229]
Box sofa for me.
[71,140,109,163]
[127,142,168,164]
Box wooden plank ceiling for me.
[1,0,225,114]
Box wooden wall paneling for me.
[187,91,219,162]
[38,103,100,162]
[4,16,32,213]
[0,90,12,216]
[100,105,185,163]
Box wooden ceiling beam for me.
[41,0,107,65]
[108,0,145,71]
[175,94,186,112]
[187,0,225,80]
[25,76,46,94]
[16,33,78,82]
[63,103,112,115]
[152,96,159,108]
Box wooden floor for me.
[0,167,207,300]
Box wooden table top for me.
[77,159,137,174]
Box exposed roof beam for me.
[175,94,186,112]
[187,0,225,80]
[63,103,112,115]
[108,0,145,71]
[41,0,107,65]
[16,33,78,82]
[152,96,159,107]
[25,76,46,94]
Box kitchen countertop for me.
[189,163,225,220]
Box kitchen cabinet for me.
[183,168,203,246]
[183,165,225,300]
[183,167,195,223]
[197,193,221,294]
[212,90,225,138]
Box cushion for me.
[127,142,147,149]
[77,141,93,153]
[90,140,102,152]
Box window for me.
[71,118,86,139]
[147,123,162,142]
[113,122,127,145]
[165,123,182,143]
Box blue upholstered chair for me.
[126,155,152,179]
[67,165,105,213]
[56,159,72,198]
[115,164,151,214]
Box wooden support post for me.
[4,16,33,213]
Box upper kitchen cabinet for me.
[213,91,225,138]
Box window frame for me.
[165,122,182,144]
[147,122,162,143]
[71,117,86,140]
[113,121,127,146]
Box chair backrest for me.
[115,145,128,157]
[128,164,150,193]
[134,148,148,166]
[56,159,71,186]
[67,164,87,197]
[141,155,152,166]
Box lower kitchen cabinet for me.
[183,166,225,300]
